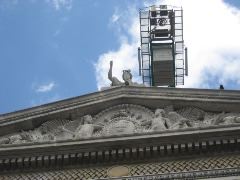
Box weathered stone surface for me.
[1,102,240,145]
[0,86,240,179]
[1,86,240,137]
[107,61,144,87]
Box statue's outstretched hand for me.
[110,60,113,67]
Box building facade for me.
[0,86,240,179]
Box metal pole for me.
[138,47,141,76]
[185,47,188,76]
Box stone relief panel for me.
[93,104,154,136]
[0,104,240,145]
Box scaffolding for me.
[139,5,186,87]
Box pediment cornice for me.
[0,86,240,136]
[0,87,240,173]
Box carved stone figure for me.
[166,111,189,129]
[8,134,25,144]
[219,115,240,125]
[1,104,240,146]
[140,109,167,131]
[151,109,168,131]
[53,127,74,141]
[74,115,102,139]
[0,137,10,144]
[108,61,124,86]
[200,112,240,127]
[205,112,225,126]
[108,61,143,87]
[20,130,39,142]
[235,116,240,123]
[122,69,133,85]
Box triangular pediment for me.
[0,86,240,146]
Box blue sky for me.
[0,0,240,114]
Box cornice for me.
[0,125,240,164]
[1,86,240,123]
[0,86,239,137]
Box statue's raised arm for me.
[106,60,144,88]
[108,60,113,82]
[108,61,123,86]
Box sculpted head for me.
[136,114,142,120]
[9,134,23,144]
[122,70,132,85]
[38,125,49,134]
[235,116,240,123]
[155,109,165,117]
[83,115,93,124]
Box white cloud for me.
[35,82,56,93]
[111,14,120,23]
[95,6,141,89]
[165,0,240,89]
[95,42,141,89]
[45,0,72,10]
[95,0,240,90]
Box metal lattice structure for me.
[139,5,187,87]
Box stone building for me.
[0,86,240,179]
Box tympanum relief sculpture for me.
[0,104,240,145]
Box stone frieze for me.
[0,104,240,145]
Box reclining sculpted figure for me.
[140,109,168,131]
[108,61,140,86]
